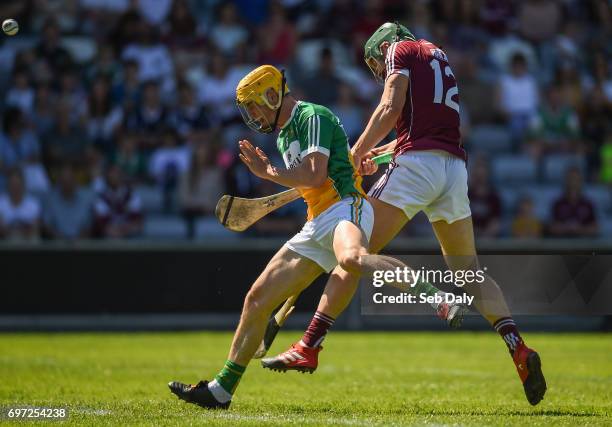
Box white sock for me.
[207,379,232,403]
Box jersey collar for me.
[280,101,301,130]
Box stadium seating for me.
[468,125,513,154]
[135,185,164,214]
[584,185,612,218]
[542,154,587,183]
[195,217,240,239]
[143,214,186,239]
[491,155,538,185]
[524,185,562,221]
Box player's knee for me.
[338,250,363,275]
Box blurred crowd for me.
[0,0,610,241]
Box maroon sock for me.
[301,311,335,348]
[493,317,524,355]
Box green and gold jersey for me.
[277,101,365,220]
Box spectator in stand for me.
[210,2,248,55]
[197,53,243,125]
[517,0,562,44]
[122,22,174,94]
[479,0,515,37]
[42,101,91,174]
[300,47,341,107]
[583,86,612,177]
[527,85,581,158]
[170,81,211,139]
[78,0,130,35]
[111,59,141,114]
[93,163,143,238]
[0,169,41,241]
[592,50,612,104]
[454,56,498,125]
[555,66,584,114]
[35,17,73,75]
[317,0,355,42]
[149,128,190,211]
[0,0,610,243]
[0,108,43,189]
[5,67,35,116]
[408,0,434,40]
[468,158,502,237]
[332,83,363,142]
[86,44,121,84]
[57,69,88,123]
[496,53,539,145]
[511,196,543,238]
[86,75,124,154]
[256,2,296,65]
[125,79,169,150]
[164,0,198,47]
[179,143,225,238]
[600,135,612,184]
[106,4,143,54]
[79,0,130,15]
[137,0,173,26]
[350,0,385,63]
[232,0,269,27]
[43,163,93,240]
[112,133,146,184]
[549,168,598,238]
[31,83,57,136]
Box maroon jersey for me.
[386,39,466,161]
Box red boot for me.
[261,342,321,373]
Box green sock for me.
[214,360,246,394]
[412,280,441,297]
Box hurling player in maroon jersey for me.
[264,22,546,406]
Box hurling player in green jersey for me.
[168,65,412,409]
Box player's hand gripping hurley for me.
[214,152,391,232]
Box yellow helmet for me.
[236,65,289,133]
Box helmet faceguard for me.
[237,99,275,133]
[364,22,415,84]
[365,56,386,85]
[236,66,288,134]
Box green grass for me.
[0,332,610,426]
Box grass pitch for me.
[0,331,610,426]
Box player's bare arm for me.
[370,139,398,156]
[352,73,408,163]
[238,140,328,189]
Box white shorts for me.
[285,196,374,273]
[369,150,471,223]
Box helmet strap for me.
[269,69,286,132]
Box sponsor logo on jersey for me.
[283,140,302,169]
[430,48,448,62]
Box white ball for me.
[2,19,19,36]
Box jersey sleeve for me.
[297,113,334,158]
[386,41,414,80]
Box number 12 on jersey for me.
[429,59,460,114]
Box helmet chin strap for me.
[267,69,286,133]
